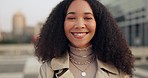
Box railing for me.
[0,44,34,55]
[131,47,148,65]
[0,44,148,65]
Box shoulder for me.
[119,71,130,78]
[38,62,54,78]
[40,62,54,73]
[40,62,51,69]
[96,59,130,78]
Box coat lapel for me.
[50,53,69,70]
[58,70,74,78]
[50,52,119,78]
[95,59,119,78]
[95,68,107,78]
[50,52,74,78]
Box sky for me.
[0,0,62,32]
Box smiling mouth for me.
[71,32,89,39]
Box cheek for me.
[64,21,73,38]
[64,21,74,31]
[64,21,69,32]
[92,21,96,31]
[64,21,68,31]
[88,22,96,33]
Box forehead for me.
[67,0,93,14]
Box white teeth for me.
[73,33,85,36]
[72,32,87,39]
[74,33,82,36]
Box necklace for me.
[69,45,92,51]
[70,51,93,58]
[70,55,95,65]
[70,56,95,77]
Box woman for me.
[35,0,135,78]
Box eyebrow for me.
[84,12,93,15]
[67,12,75,15]
[66,12,93,15]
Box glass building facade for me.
[101,0,148,46]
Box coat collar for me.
[50,52,119,75]
[50,52,69,70]
[96,59,119,75]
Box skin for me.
[64,0,96,48]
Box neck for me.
[69,45,93,57]
[69,45,94,65]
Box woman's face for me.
[64,0,96,48]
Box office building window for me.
[135,24,139,37]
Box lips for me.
[71,32,88,39]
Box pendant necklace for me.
[70,57,94,77]
[71,61,90,76]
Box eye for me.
[84,17,93,20]
[66,16,76,20]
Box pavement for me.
[0,55,41,78]
[0,55,148,78]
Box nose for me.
[74,19,86,29]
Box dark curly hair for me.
[35,0,134,77]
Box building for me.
[101,0,148,46]
[32,22,43,43]
[1,32,13,40]
[25,26,34,36]
[0,31,3,41]
[12,11,26,36]
[0,11,37,43]
[34,22,43,36]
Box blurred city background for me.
[0,0,148,78]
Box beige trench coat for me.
[38,53,130,78]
